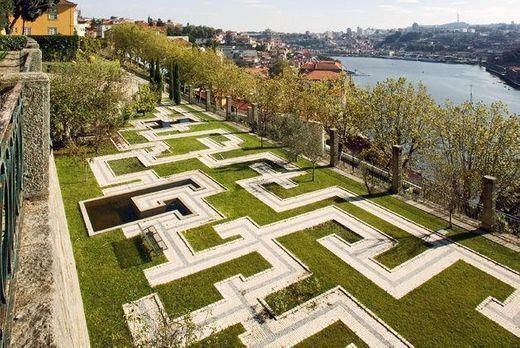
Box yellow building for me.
[11,0,77,36]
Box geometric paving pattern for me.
[81,103,520,346]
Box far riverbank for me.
[334,56,520,114]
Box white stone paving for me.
[82,105,520,346]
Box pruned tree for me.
[361,77,437,170]
[50,60,126,152]
[279,115,324,181]
[427,101,520,221]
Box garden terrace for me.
[56,100,520,347]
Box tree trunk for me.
[312,163,316,182]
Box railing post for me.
[480,175,497,232]
[226,96,232,120]
[391,145,403,194]
[329,128,339,167]
[205,89,211,112]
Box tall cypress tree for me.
[154,60,163,102]
[168,64,174,101]
[149,60,155,83]
[173,63,181,105]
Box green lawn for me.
[120,129,149,144]
[112,236,152,269]
[295,321,368,348]
[55,105,520,346]
[163,136,208,156]
[155,252,271,317]
[109,157,146,176]
[264,222,517,346]
[55,145,167,347]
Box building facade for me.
[11,0,77,36]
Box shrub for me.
[0,35,27,50]
[132,84,157,116]
[31,35,79,61]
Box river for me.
[334,56,520,114]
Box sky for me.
[78,0,520,32]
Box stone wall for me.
[2,41,89,347]
[1,47,50,199]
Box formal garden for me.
[1,2,518,346]
[54,96,519,346]
[30,22,517,348]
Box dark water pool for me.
[145,118,195,129]
[85,179,198,232]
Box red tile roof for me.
[301,60,343,72]
[303,70,343,81]
[57,0,77,6]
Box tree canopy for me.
[3,0,58,33]
[108,24,520,220]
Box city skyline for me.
[78,0,519,32]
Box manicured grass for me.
[295,321,368,348]
[262,165,520,272]
[318,221,363,244]
[121,129,148,144]
[55,145,167,347]
[108,157,146,176]
[209,134,231,145]
[56,106,520,346]
[264,222,517,346]
[178,105,217,121]
[192,324,246,347]
[112,236,152,269]
[155,252,271,317]
[163,136,208,155]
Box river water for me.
[335,56,520,114]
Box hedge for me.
[0,36,27,51]
[31,35,79,61]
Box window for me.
[48,27,58,35]
[23,27,31,35]
[48,6,58,20]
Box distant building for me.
[167,36,192,47]
[95,20,113,38]
[11,0,77,36]
[300,60,344,81]
[75,15,90,37]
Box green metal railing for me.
[0,83,24,343]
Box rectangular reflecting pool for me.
[84,179,198,232]
[145,118,195,129]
